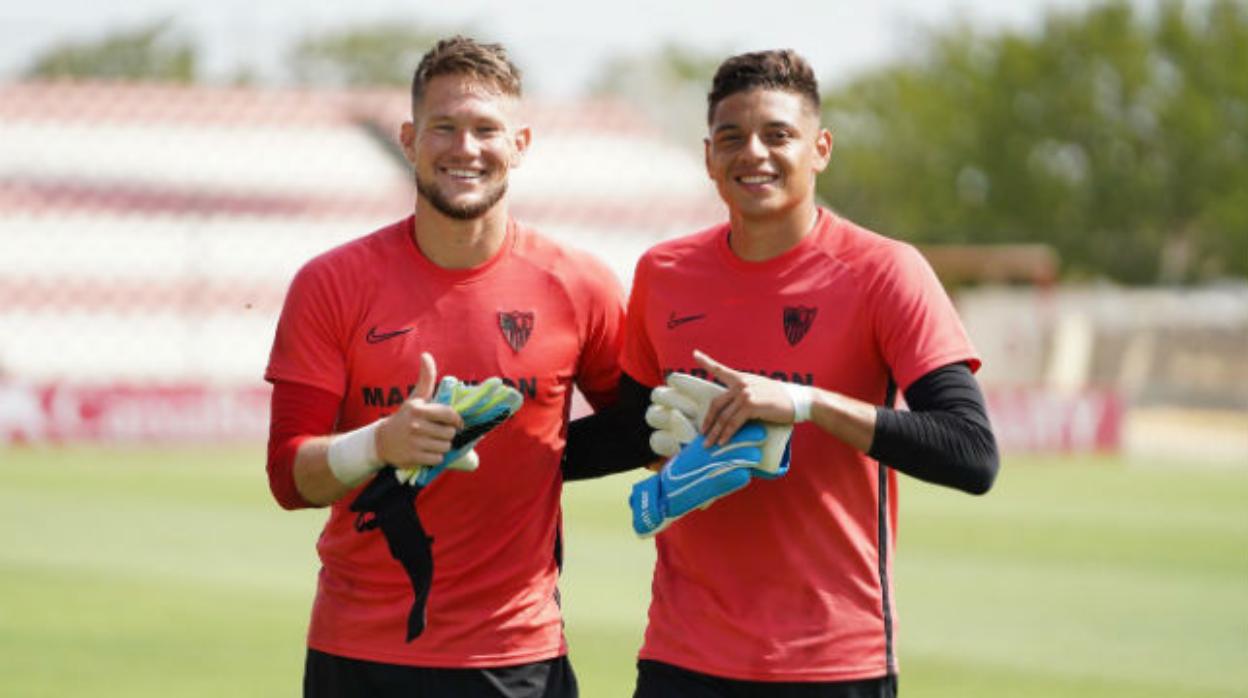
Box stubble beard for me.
[414,172,507,221]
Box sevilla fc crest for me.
[783,306,817,346]
[498,311,535,352]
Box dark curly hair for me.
[707,49,819,123]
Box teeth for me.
[446,169,482,178]
[739,175,776,184]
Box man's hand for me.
[693,350,801,446]
[375,353,463,470]
[647,364,793,477]
[397,376,524,486]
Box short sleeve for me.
[264,259,350,398]
[618,253,663,388]
[572,257,627,411]
[870,244,980,392]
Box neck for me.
[727,201,819,262]
[412,199,510,269]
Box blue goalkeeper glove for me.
[396,376,523,486]
[629,421,767,537]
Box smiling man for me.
[264,36,624,697]
[619,49,1000,697]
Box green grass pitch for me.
[1,446,1244,697]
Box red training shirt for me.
[265,216,624,667]
[620,209,979,682]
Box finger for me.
[411,449,448,466]
[713,401,749,446]
[419,421,459,441]
[708,398,747,447]
[700,388,735,433]
[412,434,452,456]
[417,404,464,429]
[397,448,445,468]
[414,352,437,400]
[703,405,726,446]
[693,350,740,387]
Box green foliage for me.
[2,446,1246,697]
[23,18,196,83]
[821,0,1248,283]
[288,22,453,87]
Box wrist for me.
[782,383,815,423]
[326,420,383,486]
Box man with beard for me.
[264,36,625,697]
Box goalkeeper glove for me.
[396,376,523,486]
[630,421,767,537]
[646,372,792,478]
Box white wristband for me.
[783,383,814,423]
[327,421,383,486]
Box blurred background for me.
[1,1,1245,696]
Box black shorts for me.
[304,648,578,698]
[633,659,897,698]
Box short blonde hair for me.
[411,36,522,113]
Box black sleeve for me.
[867,363,999,495]
[562,373,657,481]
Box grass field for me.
[1,446,1245,697]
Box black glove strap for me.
[349,466,434,641]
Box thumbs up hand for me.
[375,352,464,471]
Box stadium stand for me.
[0,81,721,441]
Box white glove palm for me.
[647,373,793,476]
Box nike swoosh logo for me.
[662,460,754,499]
[366,326,412,344]
[666,312,706,329]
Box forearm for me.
[292,436,358,506]
[563,373,659,481]
[808,388,878,454]
[867,363,999,494]
[267,380,381,509]
[686,352,997,495]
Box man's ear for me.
[399,121,418,166]
[813,127,833,173]
[510,125,532,168]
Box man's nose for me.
[742,133,768,159]
[451,129,482,155]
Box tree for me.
[820,0,1247,283]
[288,22,456,88]
[24,19,196,83]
